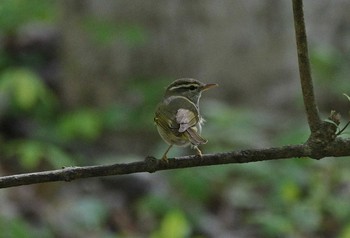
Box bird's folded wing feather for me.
[155,96,198,130]
[154,112,170,131]
[155,96,207,146]
[185,127,208,145]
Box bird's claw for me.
[161,155,169,163]
[194,147,203,158]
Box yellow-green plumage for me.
[154,78,217,160]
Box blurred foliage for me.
[0,68,54,111]
[64,197,108,232]
[82,17,148,47]
[3,139,74,169]
[0,67,77,169]
[0,216,53,238]
[151,210,190,238]
[126,79,166,129]
[0,0,113,169]
[310,46,350,94]
[56,109,104,142]
[0,1,350,238]
[0,0,56,33]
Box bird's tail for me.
[185,127,208,146]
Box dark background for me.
[0,1,350,237]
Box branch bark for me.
[1,138,350,188]
[0,0,348,189]
[292,0,322,134]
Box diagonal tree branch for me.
[292,0,322,134]
[1,138,350,188]
[0,0,348,189]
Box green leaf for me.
[4,140,75,169]
[151,210,190,238]
[0,217,34,238]
[340,224,350,238]
[16,140,44,169]
[0,68,49,110]
[0,0,56,32]
[280,180,301,204]
[56,109,103,141]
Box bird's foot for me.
[194,147,203,158]
[161,155,169,163]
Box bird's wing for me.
[155,96,207,145]
[176,108,197,132]
[155,96,198,129]
[154,107,176,131]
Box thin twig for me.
[336,121,350,136]
[292,0,322,134]
[1,139,350,188]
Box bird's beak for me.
[201,83,218,92]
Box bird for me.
[154,78,218,161]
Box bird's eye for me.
[189,85,196,90]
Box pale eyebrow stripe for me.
[169,83,198,91]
